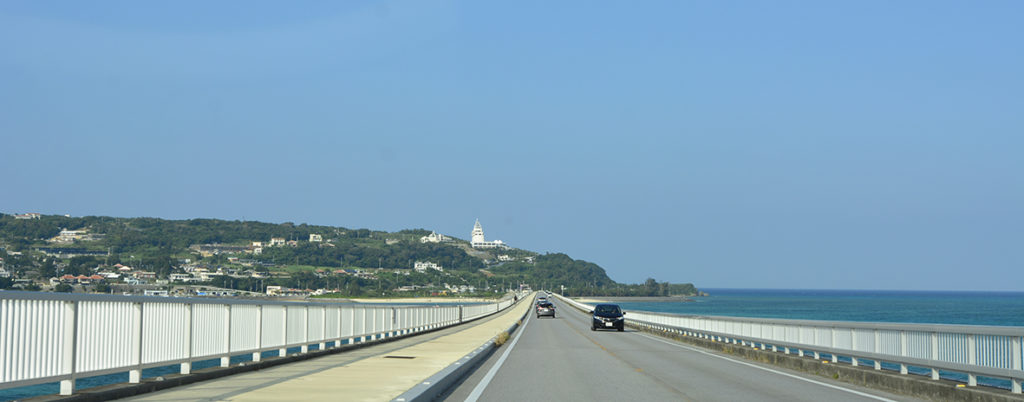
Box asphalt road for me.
[444,299,925,402]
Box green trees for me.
[255,240,483,271]
[64,256,99,276]
[94,282,111,294]
[488,253,615,290]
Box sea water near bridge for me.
[615,288,1024,327]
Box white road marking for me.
[637,333,898,402]
[463,312,532,402]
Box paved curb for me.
[391,299,531,402]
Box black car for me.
[590,304,625,331]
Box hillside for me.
[0,213,696,297]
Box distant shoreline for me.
[348,297,496,304]
[263,296,500,304]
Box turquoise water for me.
[617,288,1024,326]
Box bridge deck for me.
[123,298,532,402]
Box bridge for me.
[1,291,1022,401]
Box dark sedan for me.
[590,304,625,331]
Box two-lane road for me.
[445,298,924,401]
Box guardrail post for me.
[334,307,342,347]
[831,328,838,363]
[221,304,231,367]
[813,328,819,354]
[397,308,404,335]
[253,305,263,362]
[850,328,858,366]
[129,302,143,383]
[59,300,78,396]
[967,334,977,386]
[899,331,908,374]
[371,308,378,340]
[459,305,464,323]
[1012,336,1022,393]
[390,307,396,337]
[319,307,326,350]
[349,307,356,344]
[797,325,803,350]
[181,303,192,374]
[279,307,288,357]
[360,308,367,342]
[930,332,939,380]
[301,306,309,354]
[874,329,881,370]
[897,331,905,374]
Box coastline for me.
[348,297,496,304]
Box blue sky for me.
[2,1,1021,291]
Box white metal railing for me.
[0,291,525,396]
[552,294,1024,394]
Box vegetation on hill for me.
[0,213,698,297]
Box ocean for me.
[616,288,1024,327]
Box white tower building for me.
[471,219,486,245]
[471,219,507,249]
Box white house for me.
[309,234,322,242]
[414,261,443,272]
[50,229,90,243]
[420,231,451,243]
[169,273,193,282]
